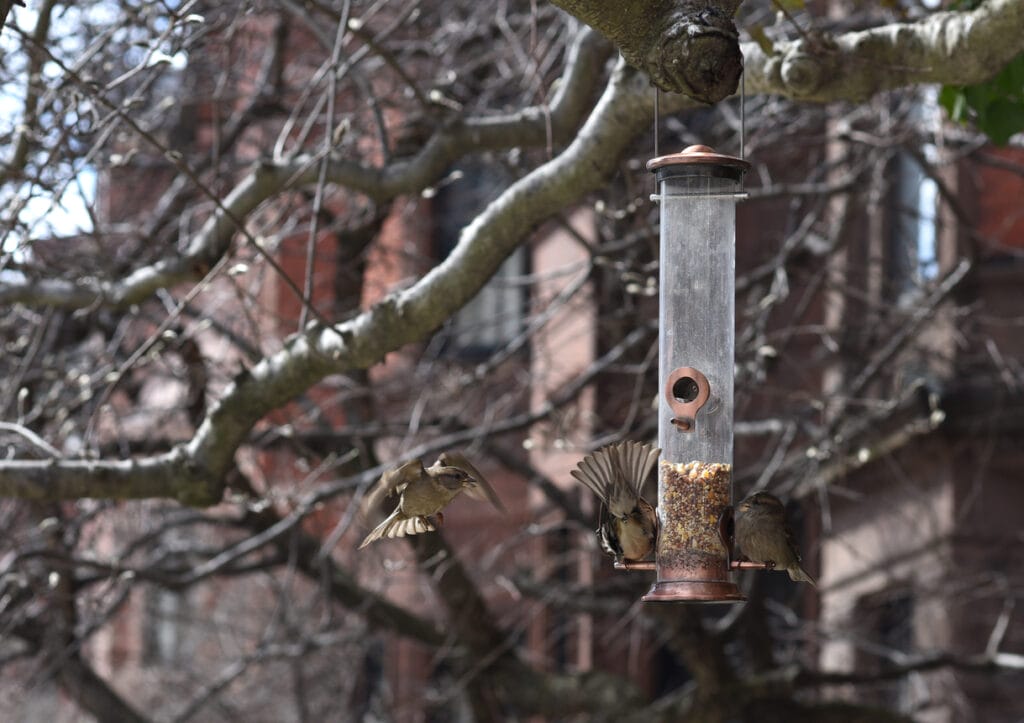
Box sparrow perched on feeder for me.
[359,452,503,548]
[733,491,816,585]
[571,441,661,563]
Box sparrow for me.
[733,491,815,585]
[570,440,661,563]
[358,453,503,548]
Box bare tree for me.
[0,1,1022,721]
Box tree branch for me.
[790,649,1024,686]
[0,450,215,504]
[0,27,612,311]
[13,619,150,723]
[56,650,151,723]
[550,0,743,102]
[744,0,1024,102]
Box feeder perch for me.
[641,145,750,603]
[613,560,656,571]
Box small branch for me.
[792,649,1024,687]
[172,630,356,723]
[0,0,55,185]
[484,442,591,528]
[0,422,63,458]
[984,594,1014,658]
[211,471,448,647]
[13,619,150,723]
[846,259,971,402]
[790,386,942,498]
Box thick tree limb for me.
[743,0,1024,102]
[550,0,743,102]
[549,0,1023,105]
[0,451,215,504]
[56,652,151,723]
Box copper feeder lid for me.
[647,144,750,180]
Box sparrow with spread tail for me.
[359,453,503,548]
[570,441,661,563]
[733,491,816,585]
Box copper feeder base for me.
[642,579,746,603]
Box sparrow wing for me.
[361,459,425,520]
[780,507,817,586]
[383,459,427,492]
[784,519,817,584]
[620,440,661,498]
[571,441,660,517]
[784,521,802,562]
[436,451,506,513]
[595,503,623,560]
[570,446,617,506]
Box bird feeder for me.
[642,145,749,603]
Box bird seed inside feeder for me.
[657,460,731,571]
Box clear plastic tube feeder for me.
[642,145,749,603]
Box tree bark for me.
[551,0,743,102]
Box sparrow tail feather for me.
[788,565,817,586]
[358,510,436,549]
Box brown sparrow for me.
[571,441,661,563]
[359,453,503,548]
[734,491,815,585]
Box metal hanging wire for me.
[652,68,747,163]
[740,69,746,160]
[654,87,660,159]
[651,66,748,204]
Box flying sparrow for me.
[359,453,503,548]
[570,441,661,563]
[733,491,815,585]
